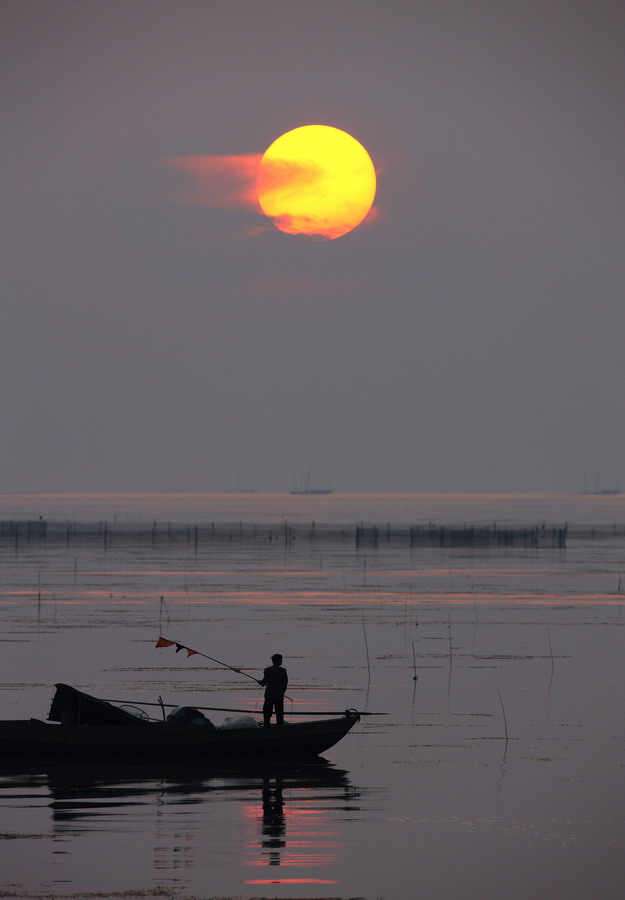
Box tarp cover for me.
[48,683,150,726]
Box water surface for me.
[1,493,623,899]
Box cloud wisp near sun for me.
[167,125,378,240]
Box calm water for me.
[1,493,624,900]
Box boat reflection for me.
[0,758,362,884]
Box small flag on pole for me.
[155,637,199,657]
[153,636,269,690]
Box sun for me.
[256,125,376,240]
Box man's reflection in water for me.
[261,774,285,866]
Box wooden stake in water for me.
[412,641,418,681]
[361,610,371,684]
[546,627,555,674]
[495,685,509,746]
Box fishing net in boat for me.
[166,706,215,727]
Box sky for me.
[1,0,624,494]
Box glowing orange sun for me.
[256,125,376,240]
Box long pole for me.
[157,636,260,683]
[102,700,385,716]
[155,636,292,700]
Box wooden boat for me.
[289,488,333,495]
[0,684,361,762]
[289,470,333,494]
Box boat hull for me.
[0,714,359,763]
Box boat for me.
[289,488,334,495]
[581,488,622,496]
[289,469,333,495]
[0,684,361,762]
[581,471,622,495]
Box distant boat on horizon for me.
[289,487,334,495]
[289,470,333,496]
[223,488,259,494]
[580,488,622,496]
[224,475,260,494]
[581,471,622,495]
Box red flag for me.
[186,649,198,657]
[155,637,174,648]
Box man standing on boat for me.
[259,654,288,726]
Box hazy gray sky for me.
[1,0,623,493]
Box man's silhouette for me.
[259,653,288,726]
